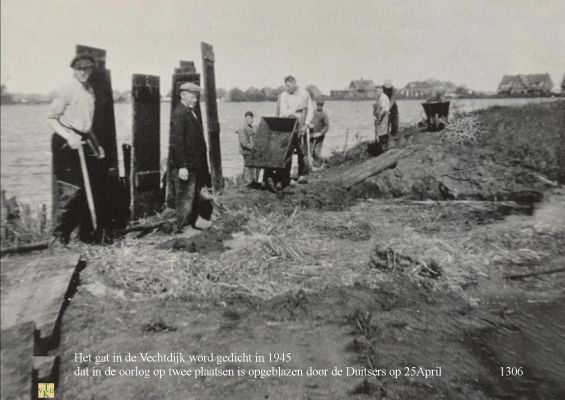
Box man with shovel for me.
[276,75,314,184]
[47,55,105,246]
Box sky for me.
[1,0,564,94]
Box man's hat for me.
[70,55,96,69]
[179,82,201,93]
[384,79,393,88]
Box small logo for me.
[38,383,55,398]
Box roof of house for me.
[349,79,375,90]
[498,74,553,91]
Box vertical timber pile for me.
[75,45,118,174]
[74,45,126,230]
[131,74,161,219]
[165,61,202,208]
[201,42,223,191]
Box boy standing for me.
[236,111,258,186]
[309,101,330,168]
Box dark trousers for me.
[51,134,104,243]
[295,132,310,176]
[310,135,325,167]
[389,104,399,136]
[174,170,212,231]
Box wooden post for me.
[75,45,118,173]
[165,61,202,208]
[201,42,223,191]
[75,45,125,230]
[131,74,161,219]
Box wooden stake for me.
[201,42,223,191]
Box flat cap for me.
[316,100,325,105]
[179,82,201,93]
[70,55,96,69]
[384,79,393,88]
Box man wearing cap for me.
[373,85,390,152]
[169,82,212,232]
[308,100,330,168]
[46,55,104,245]
[383,80,399,137]
[275,75,314,183]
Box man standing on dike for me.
[373,85,390,152]
[383,79,399,137]
[276,75,314,184]
[47,55,105,246]
[169,82,212,233]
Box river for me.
[0,97,558,209]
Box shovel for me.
[77,143,97,230]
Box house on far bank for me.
[330,78,379,99]
[399,79,456,98]
[497,73,553,96]
[349,79,377,97]
[561,75,565,93]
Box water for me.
[0,97,558,208]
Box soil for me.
[51,101,565,399]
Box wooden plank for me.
[131,74,161,219]
[0,254,82,346]
[0,321,35,400]
[201,42,223,191]
[75,45,117,173]
[76,45,126,231]
[0,241,49,256]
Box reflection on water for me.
[0,97,558,208]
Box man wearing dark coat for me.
[169,82,212,232]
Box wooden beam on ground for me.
[0,241,49,256]
[201,42,223,191]
[131,74,161,219]
[332,149,408,189]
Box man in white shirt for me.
[46,55,105,245]
[373,85,391,152]
[276,75,314,183]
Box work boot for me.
[297,176,308,184]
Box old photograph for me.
[1,0,564,398]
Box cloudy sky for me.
[1,0,564,94]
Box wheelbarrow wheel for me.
[265,166,289,193]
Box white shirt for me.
[276,87,314,126]
[46,79,95,133]
[374,93,390,117]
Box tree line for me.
[216,85,323,102]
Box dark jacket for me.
[236,123,254,157]
[169,103,211,185]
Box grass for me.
[0,191,50,248]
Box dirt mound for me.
[324,101,564,204]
